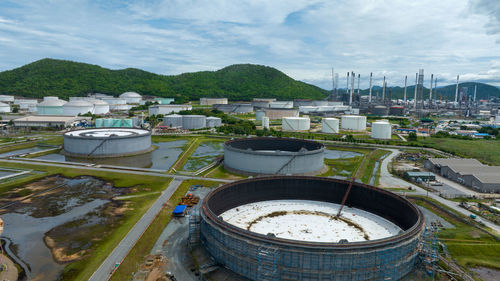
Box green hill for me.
[0,59,328,102]
[357,82,500,100]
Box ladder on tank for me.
[188,208,201,247]
[257,246,279,281]
[274,147,307,175]
[87,137,111,157]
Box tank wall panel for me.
[64,134,151,156]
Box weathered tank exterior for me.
[199,176,425,281]
[224,137,324,175]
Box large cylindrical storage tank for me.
[182,115,206,130]
[199,176,425,281]
[255,110,265,121]
[263,108,299,120]
[224,138,324,175]
[371,121,392,139]
[372,105,388,116]
[341,115,367,130]
[63,128,152,158]
[269,101,293,108]
[112,119,122,127]
[206,117,222,128]
[63,100,94,116]
[321,117,339,133]
[119,92,142,104]
[122,119,133,128]
[213,103,253,114]
[36,99,66,115]
[91,99,110,115]
[163,114,183,127]
[282,117,310,131]
[390,106,405,116]
[495,115,500,124]
[0,95,14,103]
[262,116,270,129]
[0,102,11,113]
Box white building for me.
[200,98,228,105]
[0,102,11,113]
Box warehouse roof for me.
[427,158,483,166]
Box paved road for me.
[88,179,184,281]
[380,149,500,234]
[0,159,232,183]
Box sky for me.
[0,0,499,89]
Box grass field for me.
[0,160,173,281]
[358,149,390,184]
[411,197,500,270]
[417,137,500,165]
[110,179,219,281]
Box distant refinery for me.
[328,68,497,118]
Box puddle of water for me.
[470,267,500,281]
[182,142,223,171]
[324,149,362,159]
[34,140,187,170]
[0,146,48,157]
[0,170,17,177]
[1,176,112,281]
[369,161,380,185]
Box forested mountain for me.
[0,59,329,101]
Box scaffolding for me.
[419,223,439,278]
[257,246,279,281]
[188,208,201,248]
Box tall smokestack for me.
[455,75,459,103]
[331,68,335,101]
[350,71,355,105]
[473,85,477,102]
[434,77,437,110]
[346,72,350,97]
[403,75,407,104]
[429,74,433,107]
[357,74,360,96]
[382,76,386,101]
[369,72,373,103]
[414,73,418,109]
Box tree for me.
[408,132,417,142]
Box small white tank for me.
[256,110,265,121]
[341,115,367,131]
[262,116,270,129]
[321,118,339,133]
[282,117,310,131]
[371,121,392,139]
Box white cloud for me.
[0,0,498,89]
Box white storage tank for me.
[206,117,222,128]
[256,110,265,121]
[321,118,339,133]
[182,115,206,130]
[270,101,293,109]
[0,95,14,102]
[37,98,67,115]
[63,100,94,116]
[120,92,142,104]
[163,114,183,127]
[262,116,270,129]
[90,99,110,115]
[341,115,367,131]
[0,102,10,113]
[495,115,500,124]
[282,117,310,131]
[371,121,392,139]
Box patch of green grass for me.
[417,137,500,165]
[110,179,219,281]
[357,149,389,184]
[411,197,500,269]
[204,164,246,179]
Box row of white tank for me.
[36,97,111,115]
[163,114,222,130]
[279,115,391,139]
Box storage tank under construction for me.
[63,128,152,158]
[282,117,310,131]
[321,117,339,133]
[197,176,425,281]
[371,120,392,139]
